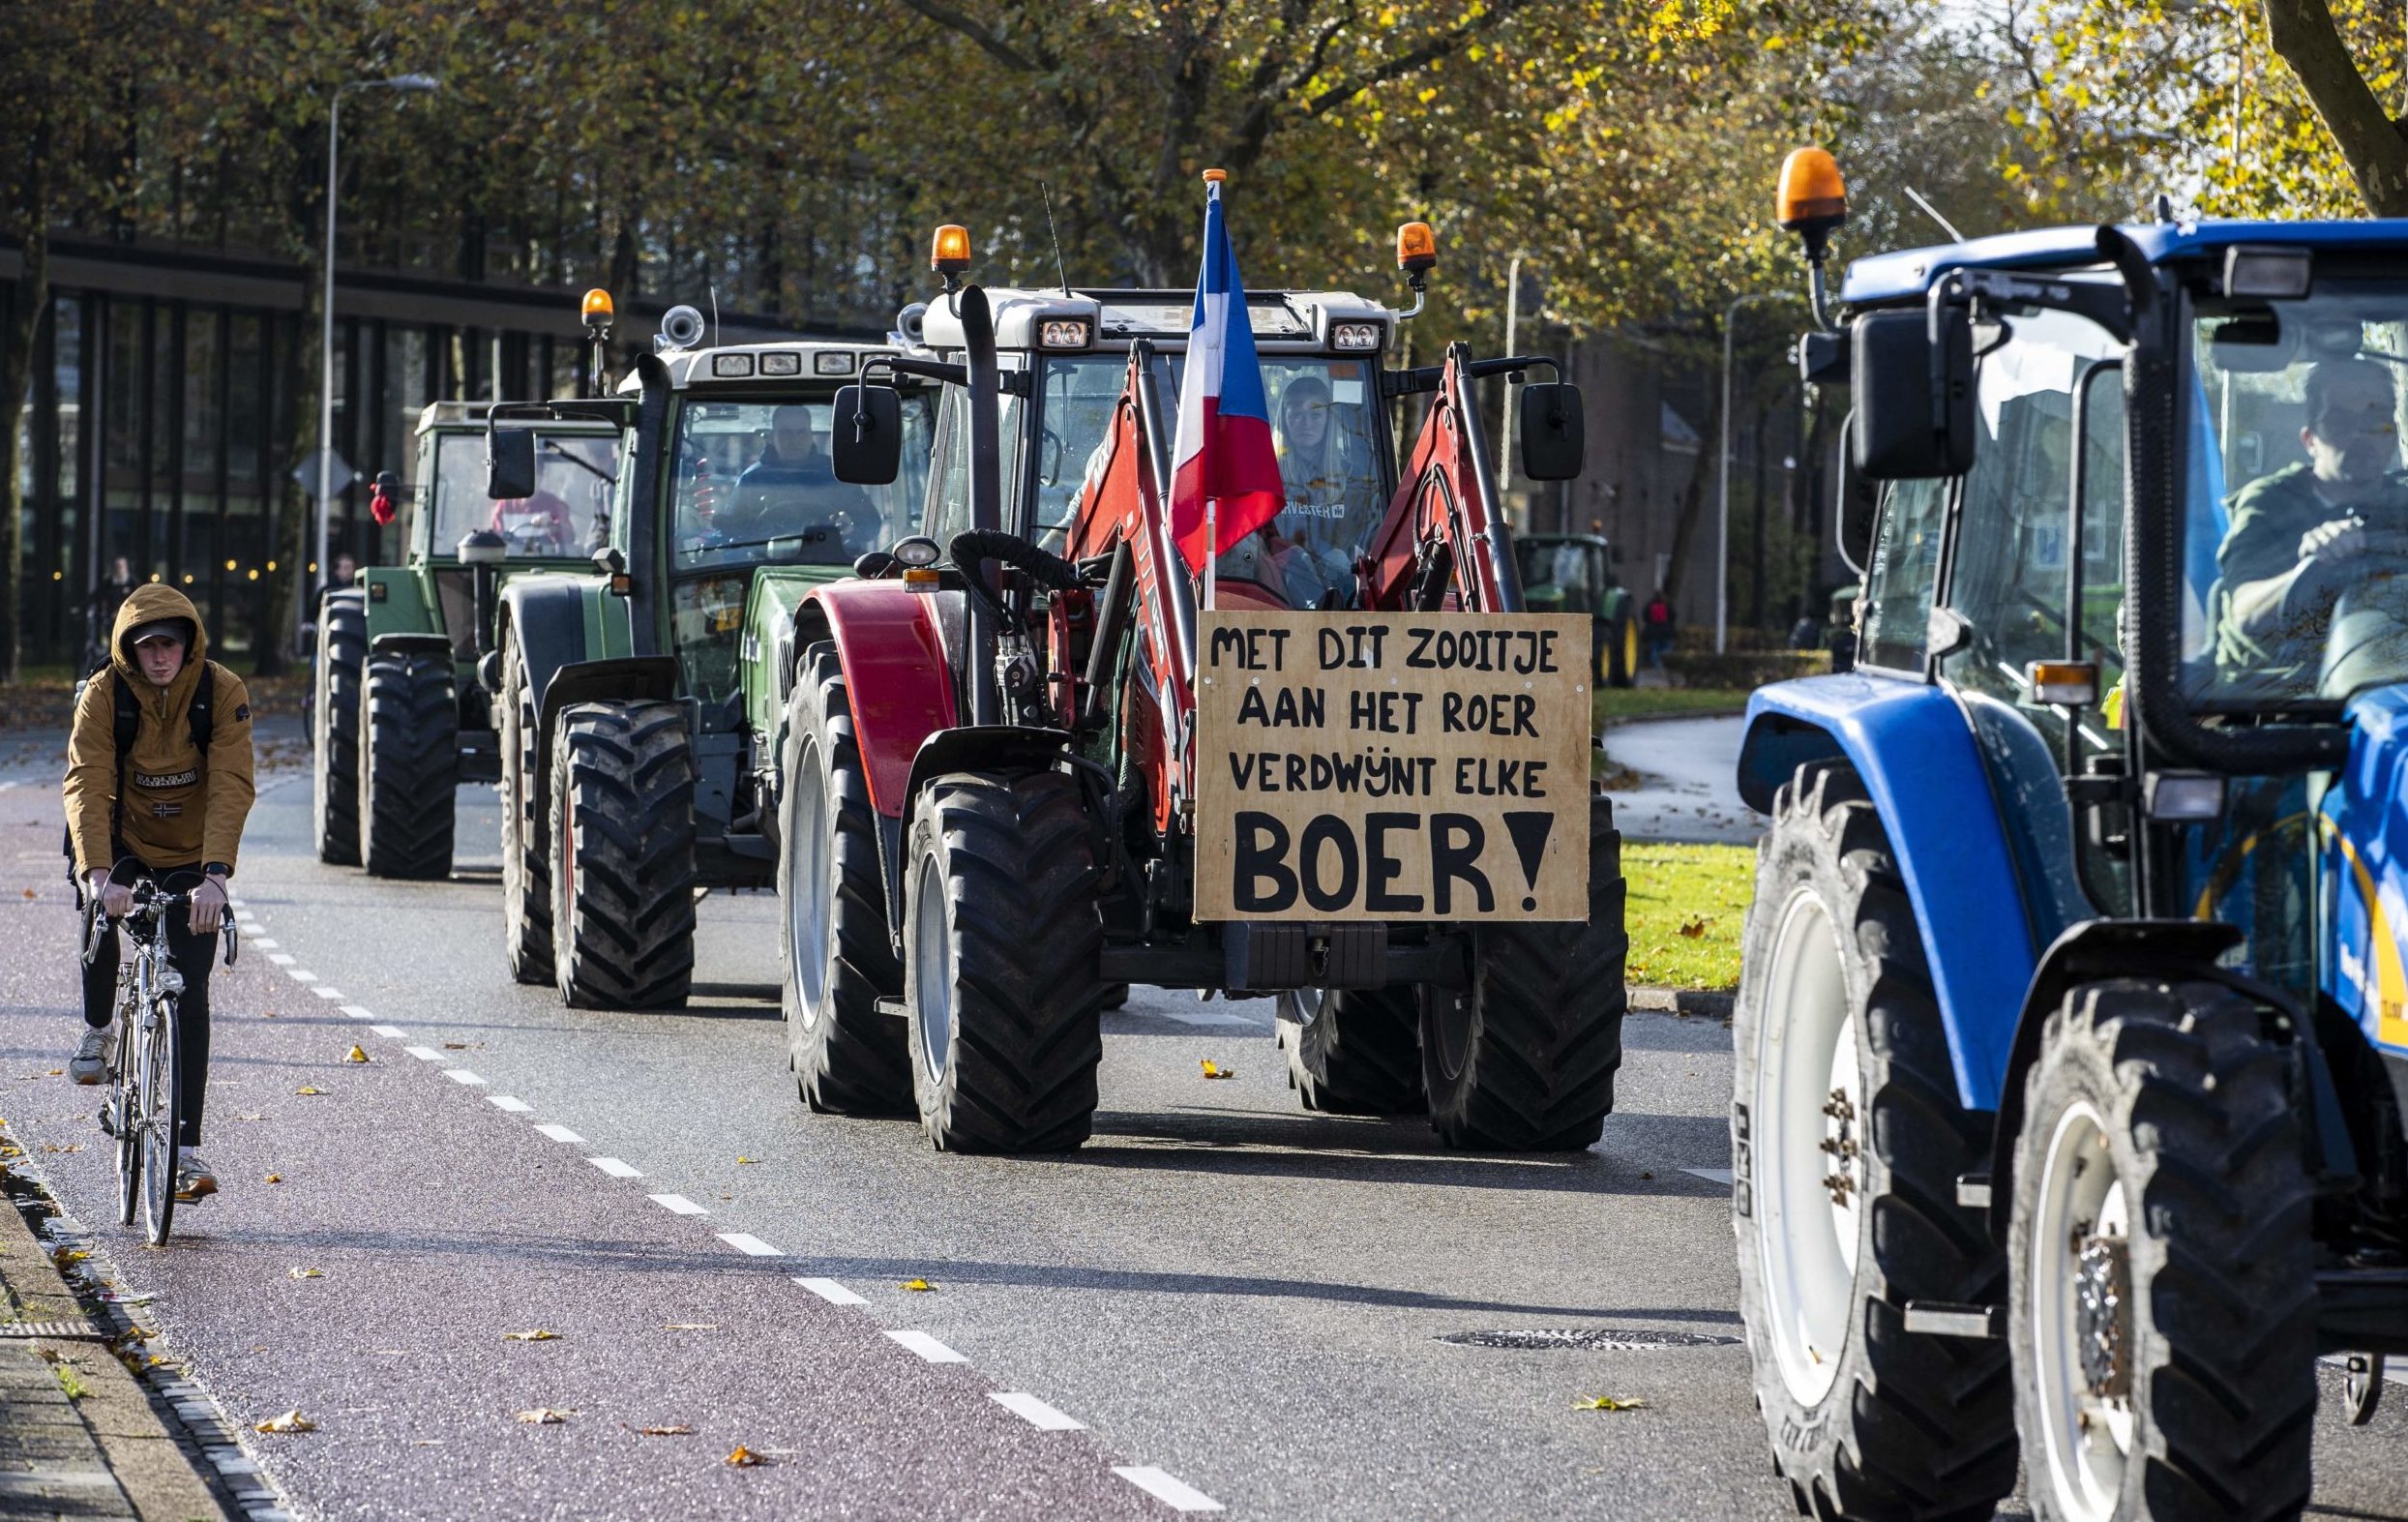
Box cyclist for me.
[62,585,255,1202]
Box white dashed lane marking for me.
[883,1329,969,1364]
[267,954,294,967]
[311,987,342,1000]
[587,1157,641,1179]
[648,1194,707,1216]
[487,1096,533,1114]
[794,1277,866,1306]
[338,1005,373,1021]
[370,1025,405,1039]
[402,1046,444,1062]
[247,939,277,949]
[991,1392,1085,1431]
[717,1233,781,1257]
[1113,1467,1224,1512]
[534,1123,586,1146]
[286,969,318,983]
[443,1069,487,1087]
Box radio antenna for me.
[1040,181,1072,294]
[707,281,722,348]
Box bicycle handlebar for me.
[81,880,239,969]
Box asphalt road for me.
[1597,715,1756,846]
[2,748,2406,1519]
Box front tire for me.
[780,644,908,1114]
[138,999,181,1246]
[312,590,366,865]
[1732,760,2015,1520]
[499,641,551,983]
[358,648,460,880]
[903,769,1103,1152]
[548,701,698,1010]
[1278,986,1423,1115]
[2009,979,2314,1522]
[1420,794,1626,1149]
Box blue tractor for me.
[1731,148,2408,1521]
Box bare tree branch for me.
[2263,0,2408,213]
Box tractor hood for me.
[2321,688,2408,1056]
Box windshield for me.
[2190,279,2408,708]
[431,431,618,559]
[670,396,934,572]
[1034,353,1390,609]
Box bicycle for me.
[82,874,237,1245]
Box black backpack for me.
[61,662,218,880]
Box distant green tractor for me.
[482,324,934,1007]
[1515,531,1640,687]
[312,402,627,880]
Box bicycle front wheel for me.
[138,998,181,1245]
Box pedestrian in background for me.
[1642,589,1677,670]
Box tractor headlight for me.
[814,351,855,375]
[711,353,756,378]
[2144,771,2226,821]
[1038,318,1092,351]
[758,352,801,376]
[1329,322,1382,352]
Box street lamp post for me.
[316,73,437,637]
[1716,291,1799,654]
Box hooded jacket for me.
[64,584,255,878]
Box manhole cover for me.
[1438,1328,1739,1351]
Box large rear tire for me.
[548,700,697,1010]
[498,641,551,983]
[312,590,366,866]
[1420,793,1627,1149]
[358,648,459,880]
[780,644,908,1114]
[903,769,1103,1152]
[1278,986,1423,1115]
[2009,979,2314,1522]
[1733,760,2015,1520]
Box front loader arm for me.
[1360,342,1528,615]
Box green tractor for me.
[1514,531,1640,687]
[483,307,934,1009]
[311,401,625,880]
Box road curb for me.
[0,1142,233,1522]
[1628,986,1735,1018]
[1594,705,1750,731]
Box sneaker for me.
[172,1152,218,1202]
[69,1027,110,1086]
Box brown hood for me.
[110,582,208,708]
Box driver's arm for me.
[2225,514,2363,638]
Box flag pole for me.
[1204,499,1218,611]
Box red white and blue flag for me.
[1170,178,1284,573]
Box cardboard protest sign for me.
[1193,611,1591,922]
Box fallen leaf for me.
[343,1047,369,1063]
[294,1087,325,1096]
[735,1155,758,1165]
[726,1446,766,1467]
[288,1268,322,1280]
[514,1408,574,1424]
[20,888,35,900]
[1200,1059,1234,1079]
[1572,1395,1648,1412]
[45,1069,60,1077]
[637,1424,695,1436]
[902,1278,934,1293]
[262,1011,278,1019]
[263,1174,282,1183]
[1678,917,1709,940]
[503,1329,560,1342]
[255,1409,316,1433]
[442,1042,471,1051]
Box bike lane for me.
[0,775,1162,1521]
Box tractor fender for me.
[1977,916,2250,1240]
[537,657,682,749]
[1738,674,2037,1109]
[496,576,597,721]
[805,580,959,821]
[879,726,1078,949]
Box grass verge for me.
[1622,840,1755,991]
[1593,687,1755,727]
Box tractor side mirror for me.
[486,427,538,500]
[831,383,904,486]
[1835,410,1879,576]
[1518,381,1585,482]
[1851,309,1975,480]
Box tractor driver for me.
[725,405,875,555]
[2216,357,2408,696]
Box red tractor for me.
[777,222,1627,1152]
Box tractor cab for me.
[1512,532,1639,686]
[910,281,1403,612]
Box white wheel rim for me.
[788,741,832,1020]
[1754,885,1858,1406]
[910,864,954,1083]
[2030,1099,2133,1522]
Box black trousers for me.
[80,862,214,1147]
